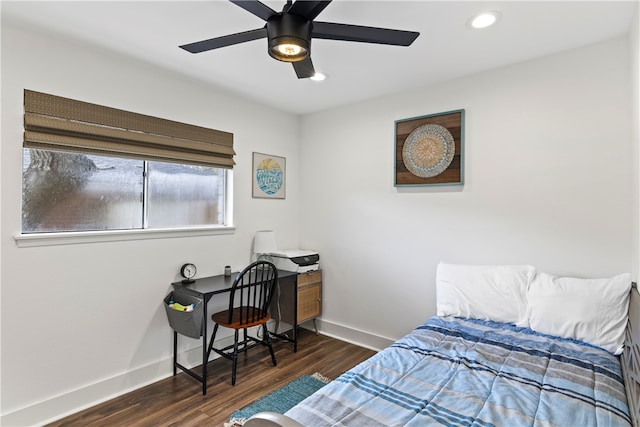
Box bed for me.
[246,264,640,427]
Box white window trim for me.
[14,226,236,248]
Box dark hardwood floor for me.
[46,329,377,427]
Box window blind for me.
[23,89,235,168]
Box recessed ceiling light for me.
[467,11,502,29]
[310,72,327,82]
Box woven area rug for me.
[225,372,330,427]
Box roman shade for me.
[23,89,235,168]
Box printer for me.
[270,249,320,273]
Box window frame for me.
[14,224,236,248]
[15,168,235,247]
[17,90,236,246]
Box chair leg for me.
[206,323,219,363]
[231,329,239,386]
[263,323,277,366]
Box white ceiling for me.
[2,1,637,115]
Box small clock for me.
[180,263,197,283]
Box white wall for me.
[300,38,633,343]
[0,24,300,425]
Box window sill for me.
[14,226,236,248]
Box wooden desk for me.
[169,269,297,394]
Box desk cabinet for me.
[296,270,322,322]
[270,270,322,351]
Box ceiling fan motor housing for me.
[267,13,312,62]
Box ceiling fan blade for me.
[293,56,315,79]
[288,0,332,21]
[180,28,268,53]
[312,22,419,46]
[229,0,277,21]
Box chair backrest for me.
[226,261,278,325]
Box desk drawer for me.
[297,270,321,287]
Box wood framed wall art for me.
[395,109,464,186]
[252,152,286,199]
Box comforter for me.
[285,316,631,426]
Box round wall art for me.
[252,152,286,198]
[402,123,455,178]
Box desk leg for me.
[293,325,298,352]
[173,331,177,376]
[201,301,208,395]
[293,283,298,353]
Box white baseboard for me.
[1,357,173,427]
[0,335,235,427]
[1,320,391,426]
[306,318,394,351]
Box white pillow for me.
[436,262,535,325]
[526,272,632,355]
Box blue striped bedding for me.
[285,316,631,426]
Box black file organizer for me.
[164,291,204,339]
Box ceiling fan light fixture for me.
[268,36,309,62]
[274,43,304,57]
[267,13,312,62]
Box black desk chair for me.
[206,261,278,385]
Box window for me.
[21,89,234,235]
[146,161,226,228]
[22,149,227,233]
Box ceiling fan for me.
[180,0,420,79]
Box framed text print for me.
[395,109,464,187]
[252,152,286,199]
